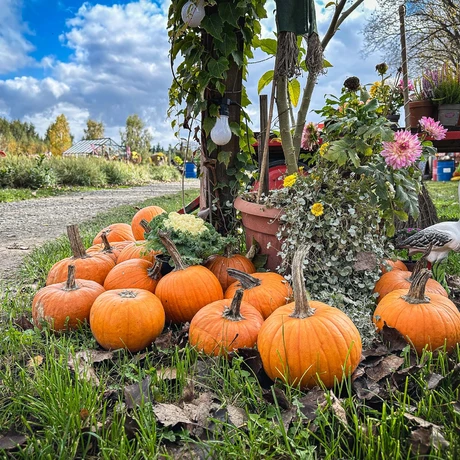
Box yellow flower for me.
[311,202,324,217]
[319,142,329,156]
[283,173,297,188]
[369,81,381,98]
[310,173,319,181]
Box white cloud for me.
[0,0,385,147]
[0,0,36,74]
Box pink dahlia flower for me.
[419,116,448,140]
[381,130,423,169]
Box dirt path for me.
[0,180,199,283]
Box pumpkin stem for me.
[223,243,233,258]
[290,246,315,319]
[408,244,432,282]
[402,268,431,304]
[119,290,137,298]
[148,259,162,280]
[64,264,79,290]
[67,224,88,259]
[158,231,188,270]
[140,219,151,234]
[245,237,260,261]
[222,289,245,321]
[100,232,114,252]
[226,268,261,289]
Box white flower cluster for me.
[163,212,208,235]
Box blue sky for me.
[0,0,385,147]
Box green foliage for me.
[145,212,227,266]
[82,119,105,140]
[0,117,47,156]
[432,64,460,105]
[119,114,152,157]
[0,155,57,189]
[149,165,181,182]
[50,156,107,187]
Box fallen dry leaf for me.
[27,355,44,368]
[426,373,444,390]
[380,324,409,352]
[298,387,327,422]
[152,403,193,427]
[329,392,348,426]
[410,426,449,455]
[365,355,405,382]
[124,376,152,409]
[0,431,27,450]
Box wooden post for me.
[258,95,269,197]
[399,4,410,129]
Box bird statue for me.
[396,179,460,287]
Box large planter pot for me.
[409,100,435,128]
[437,104,460,127]
[233,196,284,272]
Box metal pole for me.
[399,4,410,129]
[258,95,269,197]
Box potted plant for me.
[409,71,437,128]
[432,64,460,126]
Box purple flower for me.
[419,116,448,140]
[398,78,414,92]
[381,130,423,169]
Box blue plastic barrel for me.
[184,162,197,178]
[437,160,455,181]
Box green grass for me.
[2,187,460,459]
[425,181,460,221]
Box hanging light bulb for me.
[181,0,206,28]
[210,100,232,146]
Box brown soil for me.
[0,181,199,284]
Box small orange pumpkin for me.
[103,259,161,292]
[257,247,362,389]
[131,206,166,240]
[224,269,292,319]
[117,240,160,264]
[373,269,460,355]
[189,289,264,356]
[154,232,223,323]
[204,249,256,291]
[33,265,105,331]
[380,259,408,274]
[47,225,115,286]
[373,256,448,303]
[86,232,124,263]
[93,223,135,245]
[90,288,165,352]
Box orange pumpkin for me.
[373,261,448,303]
[154,232,223,323]
[86,232,124,263]
[47,225,115,286]
[205,251,256,291]
[90,288,165,352]
[131,206,166,240]
[257,247,362,389]
[117,240,160,264]
[33,265,105,331]
[380,259,408,274]
[103,259,161,292]
[373,269,460,355]
[189,289,264,356]
[224,269,292,319]
[93,223,135,245]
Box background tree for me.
[45,114,72,157]
[82,119,105,140]
[119,114,152,158]
[0,117,47,155]
[362,0,460,74]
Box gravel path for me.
[0,180,199,283]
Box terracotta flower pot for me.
[233,196,284,272]
[409,100,435,128]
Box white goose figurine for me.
[396,180,460,282]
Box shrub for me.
[99,161,132,185]
[50,157,107,187]
[149,165,181,182]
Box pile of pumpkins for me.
[30,205,460,389]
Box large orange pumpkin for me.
[257,247,362,389]
[204,251,256,291]
[103,259,161,292]
[373,257,448,303]
[224,269,292,319]
[373,269,460,355]
[93,223,135,245]
[90,288,165,352]
[117,240,160,264]
[154,232,223,323]
[189,289,264,356]
[131,206,166,240]
[46,225,115,286]
[33,265,105,331]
